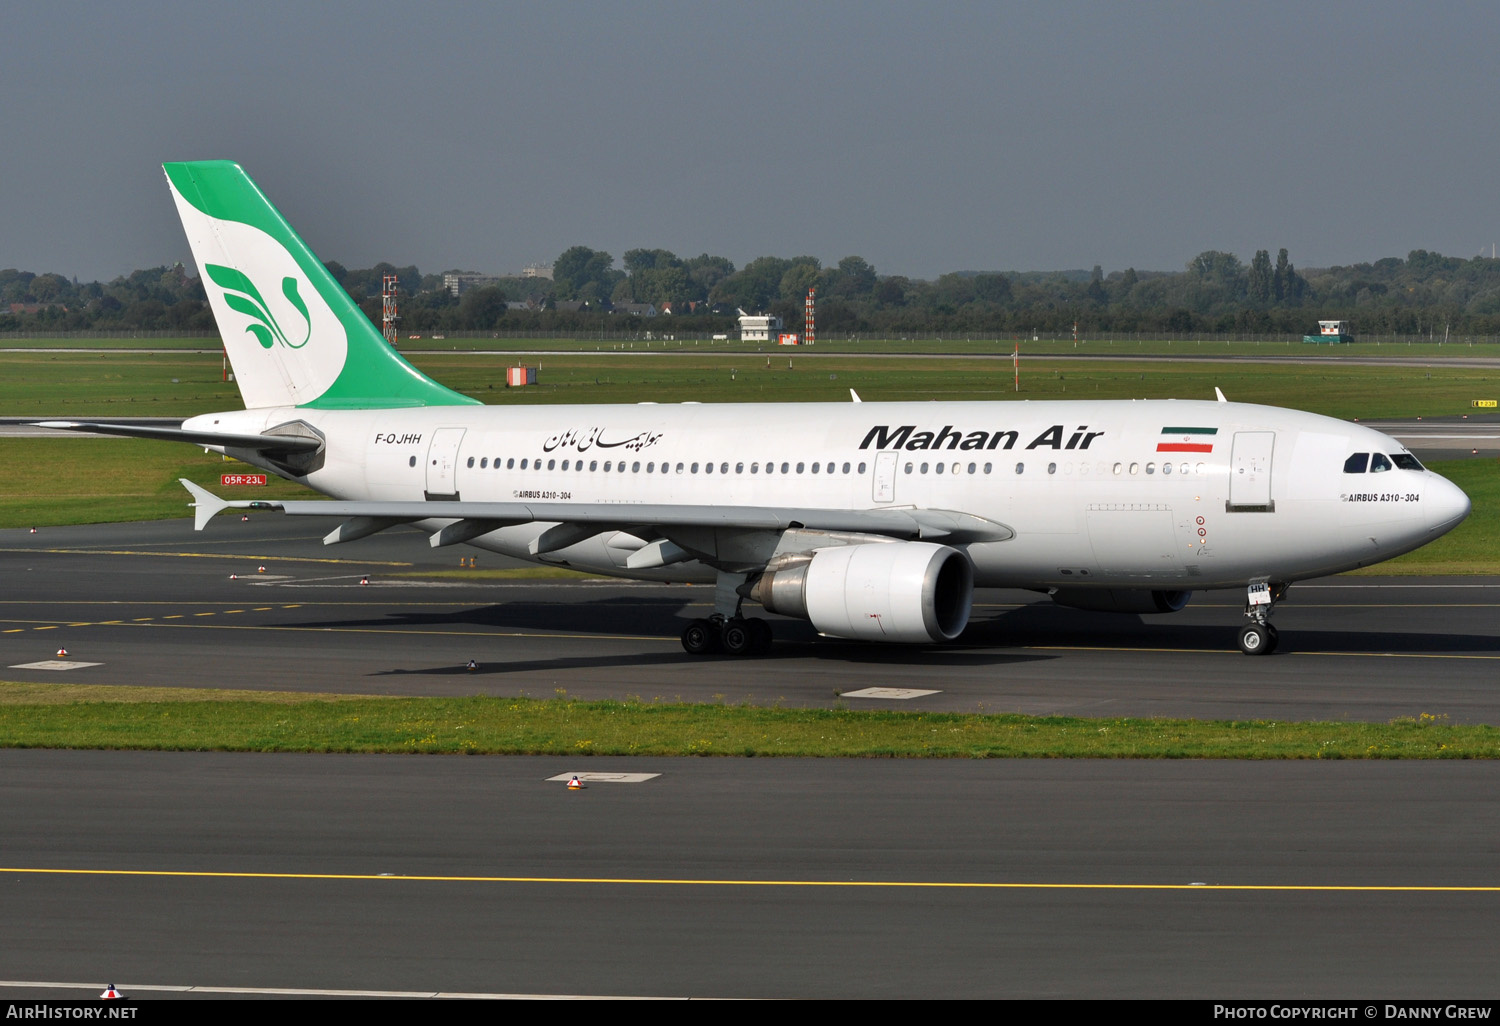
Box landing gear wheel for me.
[681,618,721,655]
[721,619,755,656]
[1238,623,1272,656]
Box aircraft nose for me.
[1425,472,1471,535]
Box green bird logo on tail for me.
[206,263,311,350]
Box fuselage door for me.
[425,427,466,500]
[1227,431,1275,512]
[873,451,898,503]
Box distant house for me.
[553,300,590,314]
[737,309,781,342]
[613,303,658,318]
[443,272,502,297]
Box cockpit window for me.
[1391,453,1424,471]
[1343,453,1368,474]
[1370,453,1393,473]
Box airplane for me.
[38,161,1471,657]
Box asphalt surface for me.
[2,518,1498,723]
[3,520,1500,998]
[3,752,1500,999]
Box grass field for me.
[8,334,1500,359]
[0,687,1491,759]
[5,349,1500,419]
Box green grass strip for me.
[0,686,1490,759]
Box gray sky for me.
[5,1,1498,283]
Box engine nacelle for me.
[749,541,973,643]
[1048,588,1192,614]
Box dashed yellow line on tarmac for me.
[0,547,412,567]
[2,866,1498,893]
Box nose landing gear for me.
[1238,579,1286,655]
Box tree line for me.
[7,244,1500,338]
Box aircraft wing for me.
[35,420,323,453]
[178,479,1013,555]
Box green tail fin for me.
[165,160,478,410]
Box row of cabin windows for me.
[1344,452,1423,474]
[450,456,877,475]
[413,454,1210,478]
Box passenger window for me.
[842,462,851,473]
[781,462,790,474]
[1344,453,1369,473]
[691,462,700,474]
[547,459,556,470]
[646,462,654,473]
[904,462,913,474]
[934,463,943,475]
[920,463,929,474]
[1015,462,1024,475]
[968,462,977,474]
[466,457,475,468]
[561,459,569,471]
[858,462,867,473]
[1370,453,1392,473]
[796,462,805,473]
[521,458,529,469]
[811,463,819,474]
[1129,462,1139,475]
[721,463,729,474]
[1113,463,1122,475]
[983,463,992,474]
[736,462,744,474]
[409,455,416,467]
[480,457,488,469]
[1162,462,1172,475]
[1047,462,1057,475]
[632,462,641,472]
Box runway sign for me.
[1473,400,1497,408]
[841,687,942,700]
[544,772,661,783]
[9,660,103,670]
[221,474,268,485]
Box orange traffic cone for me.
[360,576,369,586]
[100,985,121,1000]
[56,648,68,658]
[257,565,267,573]
[567,775,584,790]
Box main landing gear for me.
[681,614,774,657]
[1237,579,1287,655]
[681,570,774,657]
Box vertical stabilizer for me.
[164,161,477,410]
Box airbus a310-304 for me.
[40,161,1470,656]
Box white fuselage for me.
[185,398,1471,591]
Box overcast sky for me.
[5,1,1498,283]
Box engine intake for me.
[749,541,973,643]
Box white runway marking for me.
[841,687,942,700]
[544,772,662,783]
[8,660,103,670]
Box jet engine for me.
[748,541,973,643]
[1048,588,1192,614]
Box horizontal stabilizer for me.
[38,421,322,453]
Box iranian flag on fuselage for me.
[1157,426,1218,453]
